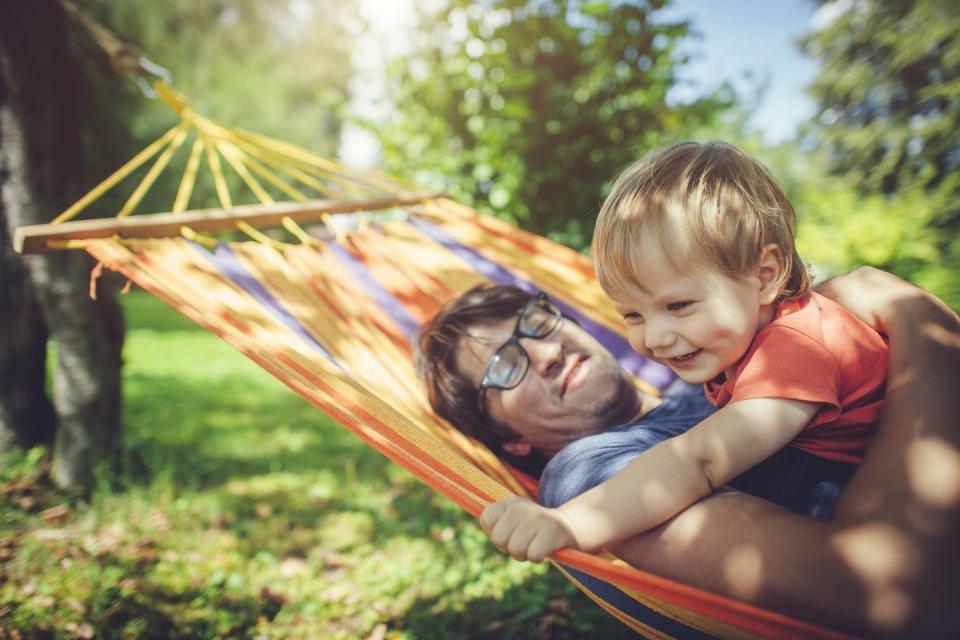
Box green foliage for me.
[802,0,960,196]
[373,0,735,249]
[798,0,959,304]
[794,167,960,310]
[0,292,637,638]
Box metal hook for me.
[132,57,174,98]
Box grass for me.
[0,290,637,639]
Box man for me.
[416,267,960,638]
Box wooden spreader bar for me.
[14,193,443,254]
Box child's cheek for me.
[626,328,647,357]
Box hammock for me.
[14,82,855,640]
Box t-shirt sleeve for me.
[538,438,623,508]
[731,325,842,411]
[538,423,700,507]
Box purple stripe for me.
[560,566,714,639]
[191,241,342,369]
[409,218,676,391]
[325,241,421,344]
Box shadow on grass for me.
[120,368,478,557]
[393,566,640,640]
[75,581,283,640]
[120,369,391,489]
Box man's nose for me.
[521,336,563,377]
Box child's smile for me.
[609,239,780,384]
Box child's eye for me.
[667,301,693,312]
[621,311,644,324]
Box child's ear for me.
[757,244,784,305]
[502,440,533,457]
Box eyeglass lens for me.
[483,297,560,389]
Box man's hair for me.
[416,283,533,452]
[593,141,810,301]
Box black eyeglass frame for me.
[477,291,562,413]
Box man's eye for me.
[667,301,693,312]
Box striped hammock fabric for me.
[80,198,853,640]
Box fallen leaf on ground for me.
[39,504,71,526]
[280,556,308,578]
[64,621,94,639]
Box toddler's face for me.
[607,240,775,384]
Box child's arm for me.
[481,397,819,562]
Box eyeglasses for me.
[478,292,562,409]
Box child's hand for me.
[480,496,578,563]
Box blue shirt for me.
[538,381,856,519]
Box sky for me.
[661,0,820,142]
[342,0,825,167]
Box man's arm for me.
[607,268,960,637]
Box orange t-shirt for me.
[704,292,887,464]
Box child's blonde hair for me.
[592,141,810,301]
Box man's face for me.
[454,313,642,457]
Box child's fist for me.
[480,496,577,563]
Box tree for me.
[1,0,124,489]
[2,0,365,489]
[802,0,959,195]
[374,0,735,249]
[799,0,959,308]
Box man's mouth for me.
[560,354,586,397]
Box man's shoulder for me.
[538,382,714,508]
[538,431,633,507]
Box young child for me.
[480,141,888,562]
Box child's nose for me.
[642,318,675,352]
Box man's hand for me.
[480,496,578,563]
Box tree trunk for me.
[0,0,124,490]
[0,194,57,452]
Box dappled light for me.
[906,437,960,510]
[831,523,919,631]
[721,545,765,601]
[921,321,960,350]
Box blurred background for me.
[59,0,960,308]
[1,1,957,638]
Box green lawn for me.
[0,290,636,639]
